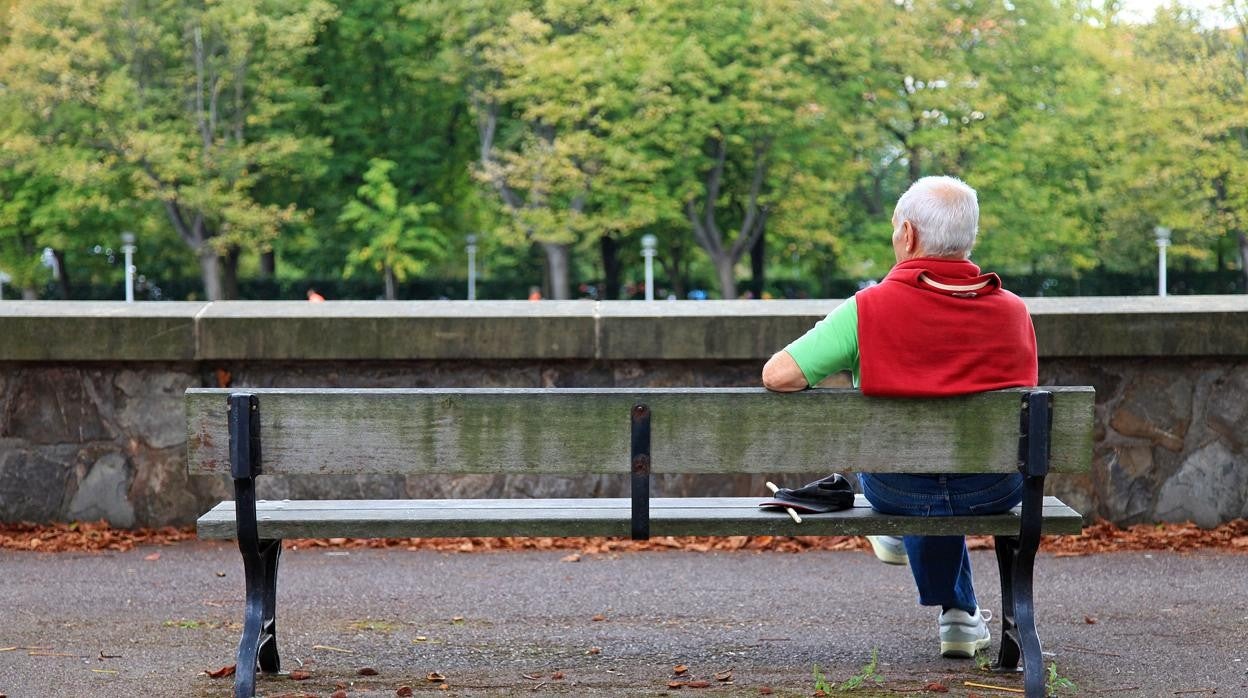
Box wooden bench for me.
[186,386,1094,698]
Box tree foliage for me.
[1,0,1246,299]
[340,158,446,300]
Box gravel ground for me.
[1,541,1246,697]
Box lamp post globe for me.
[121,232,137,303]
[640,234,658,301]
[1154,226,1170,298]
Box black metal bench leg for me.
[228,393,272,698]
[257,538,282,673]
[1012,475,1046,698]
[235,531,266,698]
[994,391,1052,698]
[993,535,1022,671]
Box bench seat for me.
[197,495,1084,540]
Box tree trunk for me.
[52,248,71,299]
[713,253,737,300]
[908,146,922,184]
[749,225,766,298]
[542,242,571,300]
[21,287,38,300]
[600,235,620,300]
[221,247,241,300]
[383,264,397,300]
[198,247,223,301]
[260,250,276,277]
[1238,232,1248,293]
[663,242,686,299]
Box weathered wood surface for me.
[186,387,1094,476]
[196,495,1084,539]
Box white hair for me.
[893,176,979,257]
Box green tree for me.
[283,0,480,285]
[340,158,446,300]
[1092,4,1248,285]
[0,0,334,300]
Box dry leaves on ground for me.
[5,518,1248,555]
[0,520,194,552]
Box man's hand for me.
[762,350,808,392]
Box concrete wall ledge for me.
[2,296,1246,362]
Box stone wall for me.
[2,297,1246,527]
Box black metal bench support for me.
[631,403,651,541]
[993,390,1052,698]
[229,393,282,698]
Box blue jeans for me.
[858,472,1024,614]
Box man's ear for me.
[902,220,918,254]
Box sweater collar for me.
[883,257,1002,296]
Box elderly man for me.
[761,176,1037,659]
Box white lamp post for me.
[0,271,10,300]
[466,234,478,301]
[121,232,137,303]
[1154,226,1170,298]
[641,234,657,301]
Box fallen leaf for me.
[215,571,226,577]
[358,667,379,676]
[438,683,449,691]
[1231,536,1248,548]
[450,616,464,623]
[205,665,236,679]
[560,553,580,562]
[144,553,160,561]
[413,636,428,642]
[714,670,732,681]
[759,688,774,695]
[586,647,601,655]
[1084,615,1097,624]
[668,681,687,689]
[551,671,565,680]
[687,680,710,688]
[396,687,413,697]
[814,691,827,697]
[426,672,446,682]
[673,665,689,675]
[290,669,311,680]
[332,691,348,698]
[523,673,542,681]
[591,614,606,622]
[924,681,950,693]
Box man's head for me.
[891,176,979,262]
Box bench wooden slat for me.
[196,496,1084,539]
[186,387,1094,476]
[202,495,1075,511]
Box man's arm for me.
[761,298,860,392]
[762,350,808,392]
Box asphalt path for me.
[1,542,1246,697]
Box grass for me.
[1046,661,1077,695]
[818,649,888,694]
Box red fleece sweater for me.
[855,257,1037,398]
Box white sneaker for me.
[866,535,908,565]
[939,607,993,658]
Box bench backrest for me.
[186,387,1094,477]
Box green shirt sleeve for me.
[783,297,860,388]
